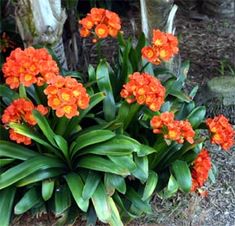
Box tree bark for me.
[15,0,68,69]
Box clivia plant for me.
[0,7,234,226]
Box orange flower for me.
[152,29,167,47]
[79,16,94,29]
[79,8,121,40]
[56,104,78,119]
[141,46,160,64]
[191,149,211,192]
[90,8,105,23]
[80,27,90,38]
[45,76,90,119]
[206,115,234,150]
[1,98,48,145]
[151,112,195,144]
[2,47,59,89]
[120,72,165,111]
[9,129,32,145]
[142,29,179,65]
[159,45,173,61]
[95,24,109,39]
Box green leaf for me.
[113,193,139,219]
[137,144,156,157]
[108,196,124,226]
[136,33,146,60]
[72,129,115,155]
[105,173,126,195]
[0,85,19,102]
[96,60,116,121]
[0,158,15,167]
[16,168,64,187]
[14,187,41,215]
[171,160,192,193]
[91,182,112,223]
[0,140,39,160]
[0,156,64,189]
[167,88,191,103]
[77,136,138,157]
[132,155,149,182]
[54,185,71,216]
[88,64,96,82]
[54,135,68,159]
[82,171,101,200]
[187,106,206,128]
[77,92,106,123]
[126,188,152,214]
[142,171,158,201]
[65,173,89,212]
[8,123,57,154]
[0,186,16,226]
[33,110,57,146]
[108,155,136,173]
[42,180,55,201]
[77,156,130,176]
[159,175,179,199]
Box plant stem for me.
[140,62,150,72]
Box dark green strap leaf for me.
[42,179,55,201]
[142,171,158,201]
[91,182,112,223]
[77,156,130,176]
[72,129,115,155]
[171,160,192,193]
[82,171,101,200]
[16,168,64,187]
[54,185,71,216]
[14,187,41,215]
[65,173,89,212]
[0,156,64,189]
[96,60,116,121]
[0,186,16,226]
[187,106,206,129]
[0,140,39,160]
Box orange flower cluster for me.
[206,115,234,150]
[2,47,59,89]
[142,29,179,65]
[150,112,195,144]
[44,76,90,119]
[1,98,48,145]
[79,8,121,41]
[191,149,211,192]
[120,72,165,111]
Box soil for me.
[10,5,235,226]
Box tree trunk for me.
[15,0,68,69]
[140,0,176,41]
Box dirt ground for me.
[11,6,235,226]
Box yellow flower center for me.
[53,98,61,106]
[154,39,162,46]
[61,92,70,101]
[64,105,72,114]
[25,74,32,81]
[98,28,105,35]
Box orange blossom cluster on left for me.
[1,47,90,145]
